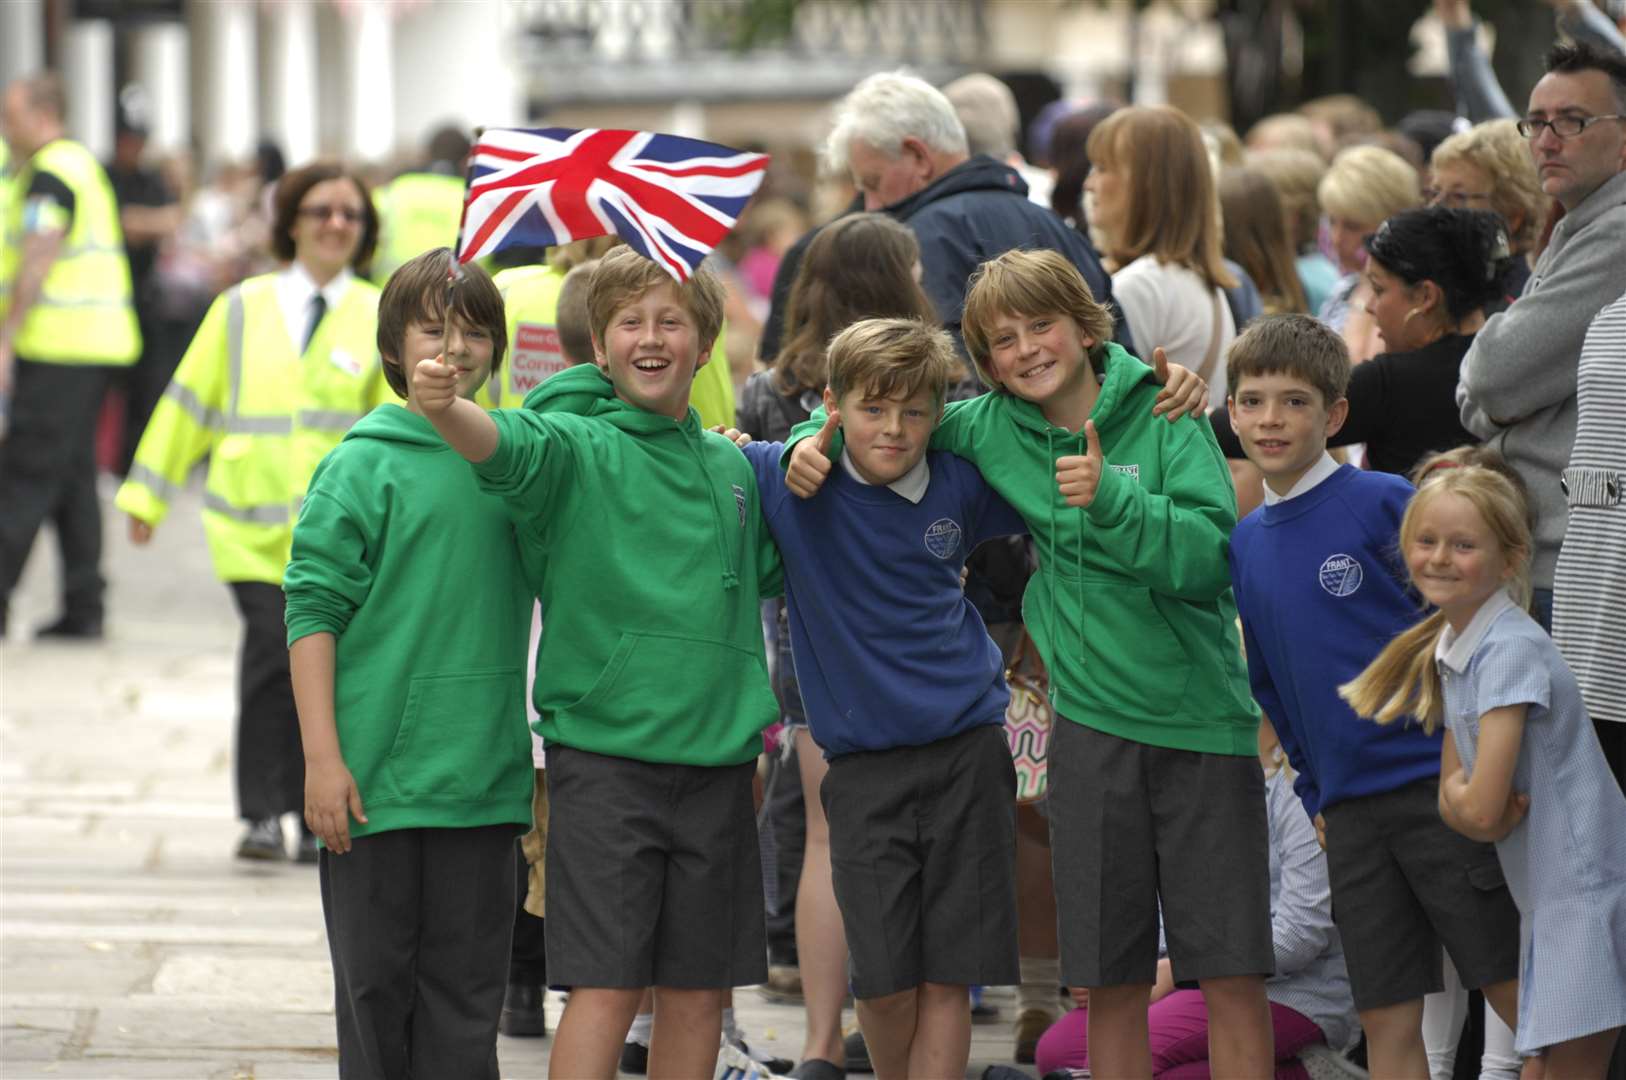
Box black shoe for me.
[499,983,547,1037]
[843,1030,872,1074]
[235,818,285,861]
[295,829,320,864]
[35,613,103,640]
[620,1040,649,1075]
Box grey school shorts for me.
[821,724,1020,999]
[1321,778,1520,1011]
[1047,717,1274,988]
[541,744,767,990]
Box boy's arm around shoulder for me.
[954,454,1029,546]
[1084,414,1236,601]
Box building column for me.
[129,22,189,156]
[62,19,116,160]
[260,1,318,167]
[189,0,258,171]
[0,0,45,87]
[341,0,395,163]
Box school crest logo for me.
[1318,553,1363,597]
[924,517,962,560]
[1109,463,1140,482]
[731,483,747,529]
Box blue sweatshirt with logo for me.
[742,442,1027,758]
[1230,465,1441,817]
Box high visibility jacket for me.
[373,172,465,281]
[484,262,737,427]
[0,141,11,324]
[115,272,389,585]
[0,138,140,365]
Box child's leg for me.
[410,825,516,1079]
[1359,999,1430,1078]
[856,987,919,1080]
[1421,955,1469,1080]
[908,982,972,1079]
[1199,974,1274,1078]
[1543,1027,1622,1079]
[1088,984,1155,1079]
[1480,993,1522,1080]
[318,830,421,1080]
[793,725,847,1066]
[648,986,726,1079]
[551,988,643,1079]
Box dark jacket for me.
[758,158,1134,361]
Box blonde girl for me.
[1343,456,1626,1076]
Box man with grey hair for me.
[759,70,1129,364]
[943,72,1053,208]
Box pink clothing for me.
[1034,991,1325,1080]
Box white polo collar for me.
[1262,452,1340,506]
[840,448,930,504]
[1435,589,1518,674]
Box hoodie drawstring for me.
[687,425,740,590]
[1045,426,1089,670]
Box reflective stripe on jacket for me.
[1,138,140,365]
[115,272,389,584]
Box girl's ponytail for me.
[1340,609,1449,735]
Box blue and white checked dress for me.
[1437,589,1626,1054]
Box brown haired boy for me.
[284,247,533,1078]
[412,245,782,1079]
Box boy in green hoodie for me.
[413,245,782,1080]
[284,248,534,1079]
[785,249,1275,1079]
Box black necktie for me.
[301,294,327,354]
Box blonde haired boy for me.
[414,246,782,1080]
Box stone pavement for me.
[1,481,1039,1079]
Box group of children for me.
[282,229,1625,1080]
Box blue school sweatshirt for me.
[1229,464,1442,817]
[742,442,1027,757]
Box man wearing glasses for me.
[1458,40,1626,632]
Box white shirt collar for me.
[1435,588,1518,673]
[839,449,930,504]
[278,263,353,352]
[1261,452,1340,506]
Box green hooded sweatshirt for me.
[474,363,782,767]
[283,404,535,838]
[787,344,1257,755]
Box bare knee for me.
[1199,973,1269,1012]
[651,986,725,1022]
[858,987,919,1019]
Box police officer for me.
[0,73,142,639]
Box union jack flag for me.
[456,127,771,282]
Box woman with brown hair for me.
[1220,167,1310,316]
[1085,105,1238,409]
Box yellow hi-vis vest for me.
[1,138,141,365]
[0,141,12,323]
[484,262,737,428]
[373,172,466,281]
[115,272,389,585]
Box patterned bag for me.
[1004,632,1052,803]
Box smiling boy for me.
[284,248,534,1079]
[737,317,1028,1079]
[412,246,782,1080]
[1225,314,1521,1078]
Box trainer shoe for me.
[235,818,285,861]
[1012,1007,1054,1064]
[619,1039,649,1075]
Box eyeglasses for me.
[1516,114,1626,139]
[296,204,365,223]
[1422,189,1494,208]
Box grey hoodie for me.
[1459,168,1626,588]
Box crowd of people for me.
[2,3,1625,1079]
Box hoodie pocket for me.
[386,668,528,799]
[1065,581,1192,718]
[559,632,776,744]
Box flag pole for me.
[451,124,484,274]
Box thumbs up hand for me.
[1056,419,1105,508]
[1149,346,1210,422]
[787,410,840,499]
